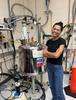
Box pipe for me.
[11,3,33,17]
[7,0,11,17]
[68,0,70,24]
[72,0,76,24]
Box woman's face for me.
[51,24,61,39]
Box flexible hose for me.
[11,3,33,17]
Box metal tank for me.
[19,44,45,76]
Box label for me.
[32,50,43,58]
[36,57,43,67]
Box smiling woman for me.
[51,22,63,41]
[43,22,66,100]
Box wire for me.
[0,46,8,70]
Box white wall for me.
[0,0,75,40]
[0,0,76,79]
[0,0,75,28]
[26,0,76,49]
[0,0,75,50]
[0,0,75,48]
[26,0,75,31]
[0,0,9,21]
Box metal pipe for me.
[37,23,41,44]
[35,0,37,20]
[7,0,11,17]
[68,0,70,24]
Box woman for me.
[43,22,66,100]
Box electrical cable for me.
[0,46,9,70]
[0,36,15,72]
[0,72,46,100]
[6,32,14,67]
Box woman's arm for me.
[43,45,65,58]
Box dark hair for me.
[53,21,63,31]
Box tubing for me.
[11,3,33,16]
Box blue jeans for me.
[47,62,65,100]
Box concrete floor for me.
[0,73,76,100]
[45,74,76,100]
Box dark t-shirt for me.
[46,37,66,65]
